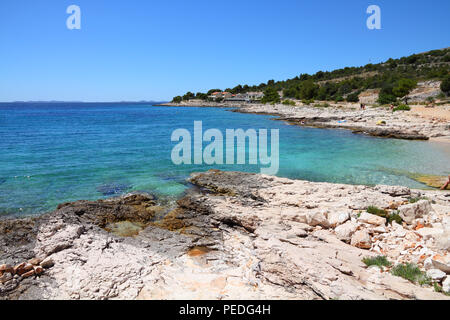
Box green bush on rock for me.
[362,256,392,269]
[393,104,411,112]
[391,263,431,286]
[282,99,296,106]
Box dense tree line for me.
[173,48,450,103]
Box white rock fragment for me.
[306,211,331,228]
[358,212,386,226]
[416,227,444,240]
[327,211,350,227]
[334,221,358,242]
[432,259,450,274]
[426,269,446,281]
[351,230,372,249]
[443,277,450,293]
[398,200,432,225]
[424,258,434,270]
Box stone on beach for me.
[334,221,358,242]
[326,211,350,227]
[398,200,433,224]
[431,258,450,274]
[0,273,13,284]
[0,264,14,275]
[40,258,54,269]
[350,230,372,249]
[416,227,445,240]
[443,277,450,293]
[28,258,42,266]
[426,269,446,281]
[358,212,386,226]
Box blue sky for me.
[0,0,449,102]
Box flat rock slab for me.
[1,170,449,300]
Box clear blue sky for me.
[0,0,449,102]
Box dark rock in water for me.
[97,183,130,196]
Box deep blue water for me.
[0,103,449,217]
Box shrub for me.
[362,256,392,269]
[302,99,314,105]
[387,212,403,224]
[393,104,411,112]
[334,95,344,102]
[313,103,330,108]
[409,196,429,204]
[346,92,360,102]
[261,87,281,104]
[441,76,450,96]
[282,99,296,106]
[367,206,388,218]
[434,283,450,296]
[299,80,319,100]
[391,263,431,286]
[378,92,397,104]
[392,79,417,98]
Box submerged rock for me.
[412,174,448,189]
[97,183,131,196]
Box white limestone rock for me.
[426,269,446,281]
[398,200,432,224]
[351,230,372,249]
[358,212,386,226]
[327,211,350,227]
[334,221,358,242]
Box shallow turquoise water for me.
[0,103,449,217]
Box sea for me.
[1,102,449,217]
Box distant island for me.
[0,101,168,105]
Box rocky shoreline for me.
[2,170,449,300]
[158,101,450,141]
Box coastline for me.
[157,100,450,142]
[1,170,449,300]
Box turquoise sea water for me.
[0,103,449,217]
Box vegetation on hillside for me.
[173,48,450,103]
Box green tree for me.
[441,76,450,96]
[346,92,360,102]
[182,92,195,101]
[392,79,417,97]
[261,87,280,104]
[172,96,182,103]
[378,93,397,104]
[207,89,222,95]
[299,80,319,100]
[196,92,208,100]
